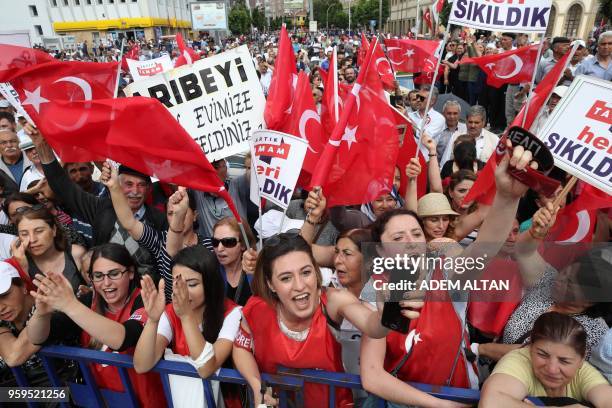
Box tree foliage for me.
[352,0,389,28]
[228,0,251,35]
[313,0,349,29]
[599,0,612,22]
[251,6,266,30]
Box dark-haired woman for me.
[133,246,241,406]
[359,142,537,407]
[12,206,84,292]
[27,243,165,407]
[232,228,391,407]
[101,161,211,303]
[481,312,612,407]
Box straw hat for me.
[417,193,459,218]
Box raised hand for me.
[172,274,192,319]
[10,237,29,271]
[304,187,326,222]
[31,272,77,313]
[99,160,119,190]
[167,187,189,216]
[140,275,165,323]
[495,139,537,199]
[242,248,258,274]
[405,157,422,180]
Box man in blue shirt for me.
[575,31,612,80]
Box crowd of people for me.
[0,23,611,408]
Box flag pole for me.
[414,24,450,159]
[552,176,577,208]
[277,207,289,234]
[520,33,545,128]
[250,141,264,249]
[114,38,126,99]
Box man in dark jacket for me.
[28,127,168,276]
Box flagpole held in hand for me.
[114,38,126,99]
[552,176,577,208]
[250,140,264,249]
[521,34,545,128]
[415,25,450,159]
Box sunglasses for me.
[91,268,128,283]
[212,237,239,248]
[11,203,46,218]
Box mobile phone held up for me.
[381,301,410,333]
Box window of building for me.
[87,0,91,3]
[35,25,43,35]
[97,0,102,4]
[564,4,582,38]
[109,0,114,3]
[120,0,126,2]
[63,0,68,5]
[75,0,80,4]
[50,0,57,6]
[29,5,39,16]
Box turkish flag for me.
[320,49,351,137]
[392,108,427,198]
[121,42,140,72]
[278,71,324,186]
[359,35,395,90]
[383,39,440,74]
[264,26,297,130]
[432,0,445,23]
[460,45,540,88]
[462,47,576,206]
[311,39,399,206]
[357,33,369,67]
[174,33,201,67]
[0,44,56,81]
[423,8,433,33]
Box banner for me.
[0,82,33,123]
[539,75,612,195]
[249,130,308,209]
[190,1,228,31]
[126,55,173,81]
[124,45,265,162]
[448,0,552,33]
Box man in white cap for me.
[531,85,568,136]
[18,136,44,192]
[321,46,333,70]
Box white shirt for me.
[20,165,44,191]
[259,70,273,96]
[408,109,446,160]
[440,128,499,166]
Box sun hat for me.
[0,261,20,295]
[417,193,459,218]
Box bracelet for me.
[305,215,320,225]
[169,227,184,234]
[428,153,437,157]
[192,342,214,369]
[528,227,547,240]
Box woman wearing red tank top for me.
[27,243,165,408]
[133,245,241,405]
[233,207,392,408]
[359,142,537,407]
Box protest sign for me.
[249,130,308,209]
[126,55,173,81]
[124,45,265,162]
[448,0,552,33]
[539,75,612,195]
[0,82,33,123]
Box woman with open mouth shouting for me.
[26,243,166,407]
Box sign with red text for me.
[449,0,552,33]
[124,45,265,162]
[126,55,173,81]
[539,75,612,194]
[249,130,308,209]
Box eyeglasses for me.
[10,203,45,219]
[211,237,239,248]
[91,268,128,282]
[416,95,426,101]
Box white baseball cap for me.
[254,209,304,239]
[0,262,20,295]
[552,85,569,98]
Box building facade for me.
[0,0,193,48]
[387,0,602,40]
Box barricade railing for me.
[5,345,545,407]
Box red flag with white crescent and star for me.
[311,38,399,206]
[174,33,201,68]
[359,35,396,90]
[278,71,324,187]
[460,44,540,88]
[383,38,440,74]
[0,44,56,81]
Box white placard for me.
[448,0,552,33]
[124,45,265,162]
[190,2,228,31]
[126,55,173,82]
[0,82,34,123]
[539,75,612,195]
[249,130,308,209]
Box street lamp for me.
[326,3,335,31]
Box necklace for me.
[277,314,309,342]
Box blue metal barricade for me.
[0,345,540,407]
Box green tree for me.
[251,6,266,30]
[599,0,612,22]
[313,0,349,29]
[352,0,389,29]
[438,1,452,29]
[228,0,251,35]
